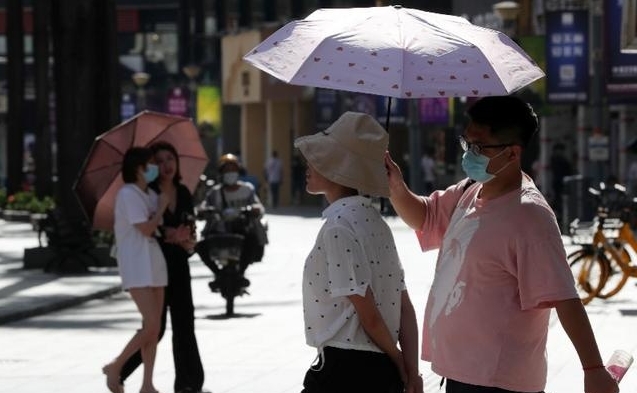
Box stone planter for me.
[2,209,32,222]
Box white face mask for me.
[222,171,239,185]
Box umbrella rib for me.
[80,162,123,176]
[143,117,191,146]
[95,137,130,156]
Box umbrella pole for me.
[385,96,392,132]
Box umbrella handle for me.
[385,96,391,132]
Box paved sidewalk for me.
[0,206,324,325]
[0,219,122,325]
[1,208,637,393]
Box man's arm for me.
[555,298,619,393]
[385,152,429,230]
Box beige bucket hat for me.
[294,111,390,198]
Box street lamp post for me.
[183,64,201,121]
[131,71,151,111]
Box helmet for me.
[218,153,240,171]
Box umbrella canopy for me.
[243,5,545,98]
[74,111,208,231]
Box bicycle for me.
[568,182,637,304]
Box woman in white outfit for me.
[102,147,170,393]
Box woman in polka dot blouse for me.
[294,111,423,393]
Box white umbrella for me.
[243,5,544,99]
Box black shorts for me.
[301,346,403,393]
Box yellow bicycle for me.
[568,182,637,304]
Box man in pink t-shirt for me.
[384,96,618,393]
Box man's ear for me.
[510,145,523,161]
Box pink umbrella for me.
[73,111,208,231]
[243,5,544,99]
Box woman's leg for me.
[118,299,168,385]
[133,286,165,392]
[103,287,164,393]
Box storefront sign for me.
[197,86,221,130]
[166,87,188,117]
[545,10,589,103]
[120,93,136,120]
[588,134,610,161]
[606,0,637,99]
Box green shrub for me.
[5,191,55,213]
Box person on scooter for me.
[198,153,265,290]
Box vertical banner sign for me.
[418,98,449,125]
[166,87,188,117]
[120,93,136,121]
[545,10,589,103]
[606,0,637,99]
[197,86,221,131]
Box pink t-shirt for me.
[417,175,577,392]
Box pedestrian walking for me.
[264,150,283,208]
[118,141,207,393]
[294,111,423,393]
[103,147,170,393]
[384,96,618,393]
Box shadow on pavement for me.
[203,312,261,320]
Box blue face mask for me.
[143,164,159,183]
[461,149,510,184]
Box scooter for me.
[195,205,266,316]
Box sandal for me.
[102,364,124,393]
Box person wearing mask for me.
[199,153,265,289]
[103,147,169,393]
[384,96,618,393]
[118,141,207,393]
[295,112,423,393]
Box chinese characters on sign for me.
[546,10,589,103]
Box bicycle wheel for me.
[596,245,631,299]
[569,251,609,305]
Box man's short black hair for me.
[466,95,539,147]
[122,147,153,183]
